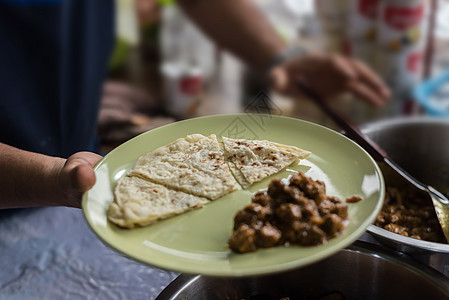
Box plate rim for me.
[82,113,385,277]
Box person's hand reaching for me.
[269,53,391,106]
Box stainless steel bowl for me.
[156,241,449,299]
[361,117,449,275]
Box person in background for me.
[0,0,390,209]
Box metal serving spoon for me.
[297,82,449,243]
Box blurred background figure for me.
[101,0,448,153]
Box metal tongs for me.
[298,82,449,243]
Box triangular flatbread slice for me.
[222,136,311,187]
[108,176,209,228]
[128,134,240,200]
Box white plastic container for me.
[376,0,430,94]
[160,62,204,118]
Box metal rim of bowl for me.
[361,116,449,253]
[156,240,449,299]
[360,115,449,132]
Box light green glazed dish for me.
[82,114,384,277]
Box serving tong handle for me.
[297,82,449,242]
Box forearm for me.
[0,143,65,209]
[176,0,286,70]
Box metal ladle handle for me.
[296,82,424,190]
[296,82,449,242]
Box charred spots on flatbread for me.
[109,134,313,229]
[222,136,311,186]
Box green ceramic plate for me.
[82,114,384,277]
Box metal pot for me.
[361,117,449,276]
[156,241,449,300]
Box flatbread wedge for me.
[222,136,311,188]
[108,175,209,228]
[128,134,240,200]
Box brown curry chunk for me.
[375,187,446,243]
[229,172,351,253]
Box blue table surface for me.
[0,207,178,300]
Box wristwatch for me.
[264,45,309,73]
